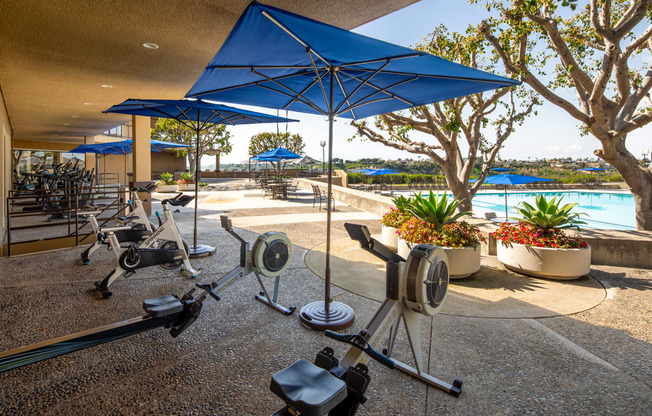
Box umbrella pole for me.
[504,185,508,218]
[299,68,354,331]
[189,123,216,258]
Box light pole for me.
[641,149,650,165]
[320,140,326,174]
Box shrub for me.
[398,218,486,248]
[513,194,587,231]
[176,172,195,185]
[492,222,587,249]
[157,172,175,186]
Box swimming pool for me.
[470,191,635,230]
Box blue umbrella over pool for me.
[472,174,554,217]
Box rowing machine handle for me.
[324,330,395,369]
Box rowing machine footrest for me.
[143,295,184,318]
[314,347,338,371]
[271,360,347,416]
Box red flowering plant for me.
[398,191,485,248]
[492,194,588,249]
[381,195,414,229]
[399,217,486,248]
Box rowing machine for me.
[270,223,460,415]
[0,216,295,373]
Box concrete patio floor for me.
[0,184,650,415]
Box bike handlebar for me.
[324,330,395,369]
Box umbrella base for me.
[299,301,354,331]
[188,244,216,258]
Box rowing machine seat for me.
[143,295,184,318]
[270,359,347,416]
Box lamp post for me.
[641,149,650,165]
[320,140,326,174]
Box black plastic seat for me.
[270,359,347,416]
[164,194,194,207]
[116,216,138,223]
[143,295,184,318]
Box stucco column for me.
[215,153,220,172]
[131,115,151,215]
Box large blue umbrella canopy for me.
[349,168,375,174]
[366,168,399,175]
[252,147,302,161]
[490,167,514,172]
[186,1,521,329]
[475,174,554,217]
[104,98,297,257]
[71,139,191,155]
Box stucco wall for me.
[0,87,11,255]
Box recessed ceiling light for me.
[71,115,80,118]
[141,42,159,50]
[63,123,71,126]
[100,84,113,88]
[57,129,63,132]
[83,102,93,105]
[53,134,59,137]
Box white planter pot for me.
[381,225,399,250]
[496,241,591,280]
[177,184,196,191]
[397,237,481,279]
[156,184,178,193]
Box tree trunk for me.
[596,137,652,231]
[442,165,474,213]
[188,154,196,175]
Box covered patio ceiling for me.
[0,0,419,144]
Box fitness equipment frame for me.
[80,184,156,265]
[0,215,295,373]
[270,223,461,416]
[94,193,201,299]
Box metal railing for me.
[6,185,127,257]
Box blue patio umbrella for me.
[71,139,191,188]
[104,98,297,257]
[490,167,514,172]
[367,168,399,175]
[252,147,302,176]
[575,167,607,171]
[349,169,375,174]
[476,174,554,217]
[185,1,521,329]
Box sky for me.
[210,0,651,167]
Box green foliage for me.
[157,172,175,186]
[177,172,195,185]
[391,194,415,212]
[512,194,588,231]
[406,191,472,231]
[248,132,305,157]
[381,207,412,228]
[151,119,232,171]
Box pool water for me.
[470,191,635,230]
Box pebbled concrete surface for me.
[0,189,650,415]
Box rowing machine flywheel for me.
[251,232,293,278]
[402,244,449,316]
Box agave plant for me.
[513,194,587,231]
[157,172,175,186]
[406,190,471,231]
[391,194,414,212]
[177,172,195,185]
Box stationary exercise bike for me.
[270,223,461,416]
[94,193,201,299]
[0,215,295,373]
[80,183,157,265]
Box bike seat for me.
[163,194,194,207]
[143,295,184,318]
[270,359,347,416]
[115,216,138,224]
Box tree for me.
[151,119,232,174]
[352,26,539,212]
[476,0,652,230]
[248,132,305,171]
